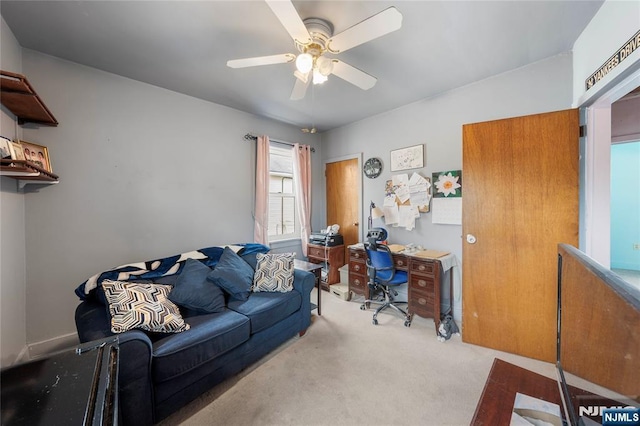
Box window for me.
[268,144,299,241]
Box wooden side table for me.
[294,259,324,316]
[307,243,345,289]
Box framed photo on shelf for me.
[390,144,424,171]
[0,137,12,160]
[18,140,52,172]
[10,141,25,161]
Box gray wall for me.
[0,16,27,367]
[320,53,575,320]
[16,49,322,347]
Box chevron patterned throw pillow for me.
[253,253,295,293]
[102,280,190,334]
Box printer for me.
[309,225,344,246]
[309,232,344,246]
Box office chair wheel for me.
[404,320,411,327]
[360,302,370,310]
[372,318,378,325]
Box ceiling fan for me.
[227,0,403,100]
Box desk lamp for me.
[368,201,384,229]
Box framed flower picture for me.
[432,170,462,197]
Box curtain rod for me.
[244,133,315,153]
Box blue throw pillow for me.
[168,258,226,313]
[207,246,255,301]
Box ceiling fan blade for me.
[327,7,402,53]
[290,72,311,100]
[227,53,295,68]
[331,60,377,90]
[265,0,311,45]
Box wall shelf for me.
[1,159,59,189]
[1,70,58,126]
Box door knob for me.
[353,222,359,226]
[466,234,477,244]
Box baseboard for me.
[14,345,30,365]
[27,332,80,361]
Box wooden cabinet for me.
[307,243,345,289]
[348,246,447,334]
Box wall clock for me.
[363,157,383,179]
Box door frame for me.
[323,153,363,241]
[578,63,640,267]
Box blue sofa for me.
[75,250,315,425]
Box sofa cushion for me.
[102,280,189,334]
[253,253,295,293]
[240,252,259,270]
[207,247,255,301]
[152,309,250,383]
[168,258,225,314]
[227,291,301,334]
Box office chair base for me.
[361,298,412,327]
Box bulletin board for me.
[381,172,432,231]
[385,172,431,213]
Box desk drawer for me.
[410,275,435,293]
[392,254,409,271]
[349,273,367,293]
[349,249,366,262]
[349,260,366,275]
[410,259,435,276]
[308,245,327,259]
[410,276,435,319]
[410,293,435,318]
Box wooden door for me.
[462,109,579,362]
[326,158,360,259]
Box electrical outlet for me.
[634,243,640,250]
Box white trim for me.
[612,133,640,144]
[584,106,612,267]
[578,61,640,266]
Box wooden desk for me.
[472,358,619,425]
[348,245,454,334]
[294,259,323,316]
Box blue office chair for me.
[360,231,412,327]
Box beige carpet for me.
[159,288,561,426]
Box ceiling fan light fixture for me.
[313,68,328,85]
[295,53,313,74]
[316,56,333,76]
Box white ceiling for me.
[1,1,603,132]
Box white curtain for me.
[253,136,270,245]
[293,143,312,257]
